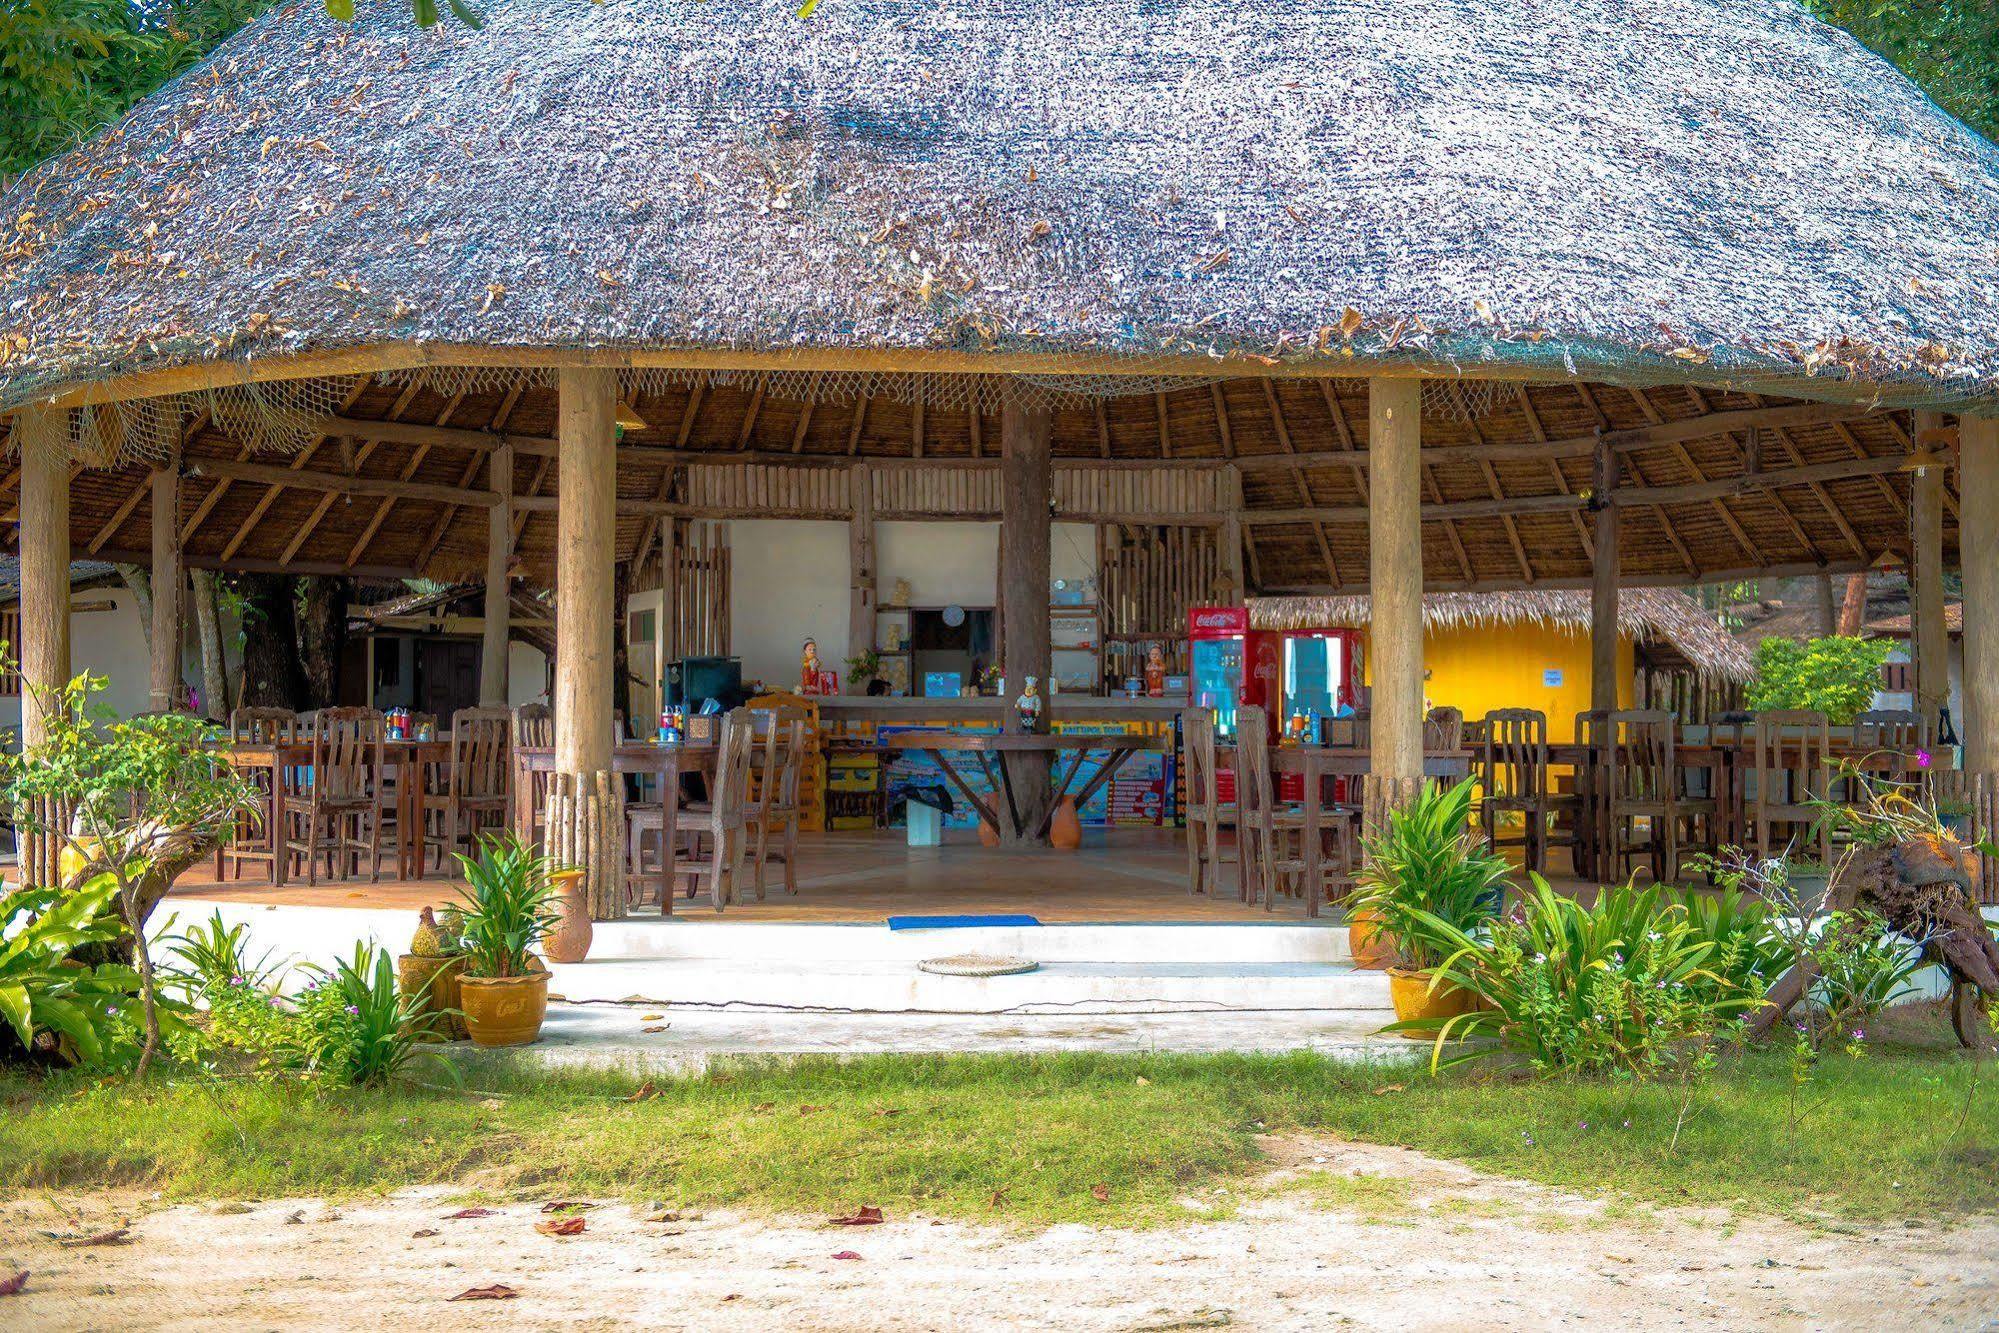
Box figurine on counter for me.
[1144,643,1167,697]
[1015,676,1044,732]
[800,638,822,695]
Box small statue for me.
[800,637,822,695]
[1144,643,1167,697]
[1015,676,1044,732]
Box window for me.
[1881,660,1913,692]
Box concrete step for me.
[544,957,1390,1015]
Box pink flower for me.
[1917,749,1933,768]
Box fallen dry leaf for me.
[643,1210,683,1224]
[448,1284,518,1301]
[989,1188,1010,1207]
[1371,1084,1406,1096]
[871,1106,906,1117]
[830,1206,885,1227]
[534,1217,586,1237]
[641,1025,668,1034]
[412,1228,440,1239]
[0,1272,26,1297]
[1091,1185,1111,1203]
[831,1250,864,1261]
[624,1081,661,1102]
[443,1208,498,1220]
[799,1104,825,1115]
[640,1013,664,1021]
[752,1102,775,1114]
[57,1228,131,1248]
[540,1201,595,1214]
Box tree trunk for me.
[610,561,634,733]
[116,564,155,651]
[235,573,308,709]
[1836,572,1869,636]
[191,568,230,720]
[295,575,352,709]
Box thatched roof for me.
[1249,588,1754,680]
[4,0,1999,410]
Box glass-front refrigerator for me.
[1187,606,1248,737]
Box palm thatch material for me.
[1249,588,1753,680]
[4,0,1999,411]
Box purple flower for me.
[1851,1028,1865,1041]
[1917,750,1933,769]
[344,1004,359,1016]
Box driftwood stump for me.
[1749,834,1999,1045]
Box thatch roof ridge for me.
[5,0,1999,410]
[1249,588,1754,680]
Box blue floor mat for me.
[886,914,1042,931]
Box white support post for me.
[1367,379,1424,830]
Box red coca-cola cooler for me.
[1188,606,1363,804]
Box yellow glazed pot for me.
[1386,967,1476,1034]
[457,971,550,1048]
[1346,907,1395,971]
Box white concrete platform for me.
[456,1001,1418,1072]
[165,896,1385,1018]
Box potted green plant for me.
[844,649,882,695]
[450,834,559,1047]
[396,906,467,1042]
[1780,856,1832,905]
[1351,778,1511,1030]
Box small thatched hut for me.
[3,0,1997,894]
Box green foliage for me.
[293,943,446,1086]
[1352,778,1509,971]
[0,876,161,1066]
[162,910,286,995]
[1804,1,1999,140]
[1742,635,1893,724]
[1670,880,1796,988]
[1811,910,1928,1033]
[450,833,557,979]
[1395,875,1768,1077]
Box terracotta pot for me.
[458,971,550,1048]
[543,868,592,964]
[1386,967,1476,1035]
[977,819,1000,849]
[1048,796,1083,850]
[1347,907,1395,970]
[396,953,466,1042]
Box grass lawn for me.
[3,1011,1992,1229]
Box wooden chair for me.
[668,708,755,910]
[1567,710,1610,880]
[291,707,392,884]
[1180,708,1236,897]
[1704,710,1756,848]
[1603,710,1714,883]
[746,715,807,900]
[1751,709,1832,864]
[1478,708,1554,875]
[1851,708,1926,754]
[511,703,554,845]
[1235,704,1345,913]
[219,708,302,883]
[427,707,511,872]
[1424,706,1464,753]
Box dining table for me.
[1216,744,1476,918]
[212,736,451,884]
[875,731,1171,843]
[512,740,722,911]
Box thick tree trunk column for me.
[1911,411,1949,737]
[17,405,72,887]
[1961,415,1999,774]
[1590,431,1621,715]
[1365,380,1424,836]
[554,368,625,919]
[149,456,184,712]
[480,442,512,707]
[999,398,1053,845]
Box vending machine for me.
[1187,606,1255,738]
[1187,607,1362,743]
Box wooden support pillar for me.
[16,406,71,888]
[1366,380,1424,831]
[849,462,876,684]
[1911,411,1949,736]
[1590,429,1621,715]
[1961,415,1999,773]
[1219,463,1246,597]
[149,452,184,712]
[479,443,513,707]
[552,369,624,919]
[999,397,1053,845]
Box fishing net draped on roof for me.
[4,0,1999,411]
[1250,589,1754,680]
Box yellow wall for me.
[1362,622,1634,742]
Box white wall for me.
[2,587,156,736]
[874,521,1095,607]
[724,520,852,691]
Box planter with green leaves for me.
[1350,778,1510,1030]
[450,835,558,1047]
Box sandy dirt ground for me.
[4,1137,1994,1331]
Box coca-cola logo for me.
[1191,609,1244,630]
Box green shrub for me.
[1742,635,1893,724]
[1351,778,1510,971]
[1811,910,1927,1035]
[1395,875,1765,1076]
[293,943,444,1087]
[452,833,558,979]
[0,876,170,1068]
[163,910,286,996]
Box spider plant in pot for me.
[450,833,559,1047]
[1351,778,1511,1030]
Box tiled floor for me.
[170,827,1310,923]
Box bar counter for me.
[814,694,1186,723]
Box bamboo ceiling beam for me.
[1587,384,1698,578]
[1260,552,1882,597]
[1620,384,1751,567]
[1513,385,1594,560]
[187,458,502,507]
[1262,379,1338,586]
[338,389,472,568]
[408,383,527,573]
[182,379,376,546]
[629,382,710,570]
[86,410,212,553]
[1452,384,1533,584]
[1683,386,1821,565]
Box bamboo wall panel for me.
[661,520,731,660]
[1099,525,1221,680]
[687,464,852,514]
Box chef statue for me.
[800,637,822,695]
[1144,643,1167,697]
[1015,675,1044,733]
